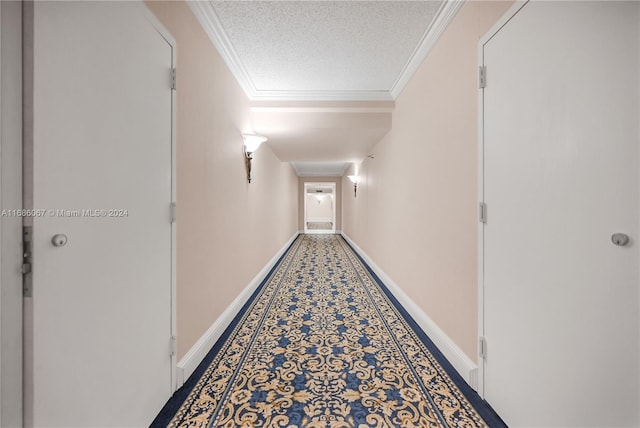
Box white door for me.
[29,2,174,426]
[481,1,639,426]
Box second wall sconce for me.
[243,133,267,183]
[348,175,358,197]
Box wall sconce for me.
[313,193,326,203]
[243,134,267,183]
[348,175,358,198]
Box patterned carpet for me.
[307,222,333,230]
[154,234,503,427]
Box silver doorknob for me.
[51,234,68,247]
[611,233,630,247]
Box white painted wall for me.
[306,194,333,222]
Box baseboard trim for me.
[176,232,299,387]
[307,217,333,223]
[341,233,478,390]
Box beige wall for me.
[298,176,342,231]
[342,1,513,360]
[306,194,333,222]
[146,1,299,359]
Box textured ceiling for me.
[188,1,463,176]
[209,1,443,95]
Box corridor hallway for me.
[153,234,504,427]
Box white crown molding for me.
[189,0,464,102]
[187,0,257,95]
[249,89,394,102]
[292,162,350,177]
[188,0,395,101]
[390,0,466,99]
[250,106,395,114]
[291,163,303,176]
[296,172,345,177]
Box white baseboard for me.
[307,217,333,223]
[300,229,342,234]
[341,233,479,390]
[176,232,299,387]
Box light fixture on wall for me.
[348,175,358,198]
[242,134,267,183]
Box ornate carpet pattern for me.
[166,235,493,428]
[306,222,333,230]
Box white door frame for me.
[143,4,179,394]
[0,1,24,425]
[303,182,336,234]
[476,0,529,398]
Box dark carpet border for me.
[151,233,507,427]
[339,235,508,428]
[150,234,301,427]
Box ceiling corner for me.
[187,0,257,99]
[291,162,302,176]
[390,0,466,99]
[189,0,461,103]
[251,89,395,102]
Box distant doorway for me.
[304,182,336,234]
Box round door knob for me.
[611,233,630,247]
[51,234,68,247]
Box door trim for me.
[1,1,24,425]
[142,4,179,393]
[476,0,528,399]
[303,182,336,234]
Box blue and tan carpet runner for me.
[155,234,502,427]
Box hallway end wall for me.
[146,1,299,360]
[298,177,342,231]
[342,1,513,361]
